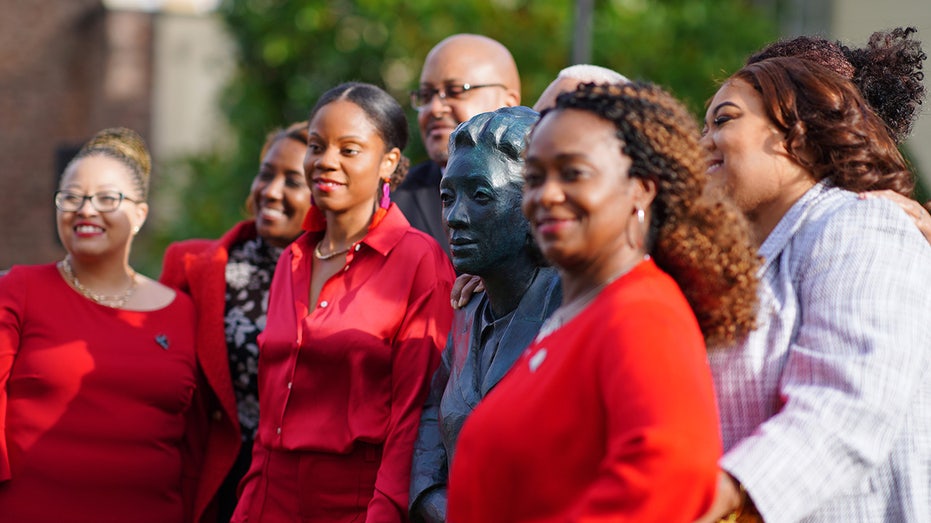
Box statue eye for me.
[472,190,492,203]
[439,190,454,206]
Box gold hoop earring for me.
[627,206,645,250]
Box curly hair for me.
[69,127,151,200]
[747,27,926,144]
[735,57,912,196]
[309,82,410,189]
[550,82,760,346]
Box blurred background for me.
[1,0,928,274]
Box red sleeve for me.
[564,298,721,522]
[160,242,192,292]
[0,267,26,482]
[159,240,213,291]
[366,249,454,523]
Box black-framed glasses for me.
[410,82,507,109]
[54,190,144,213]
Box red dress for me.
[0,264,198,523]
[448,260,721,523]
[232,204,454,523]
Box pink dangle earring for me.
[380,179,391,209]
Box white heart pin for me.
[529,348,547,373]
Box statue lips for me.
[447,235,478,256]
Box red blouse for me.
[448,260,721,523]
[257,204,455,521]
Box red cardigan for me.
[448,260,722,522]
[160,220,258,523]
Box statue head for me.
[441,106,540,277]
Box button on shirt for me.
[476,301,516,379]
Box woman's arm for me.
[721,199,931,523]
[366,253,454,523]
[860,190,931,245]
[0,268,26,482]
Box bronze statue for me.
[409,106,561,523]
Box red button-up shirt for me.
[257,204,454,521]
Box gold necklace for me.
[313,243,351,260]
[535,255,649,341]
[60,257,138,308]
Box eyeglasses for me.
[410,83,507,109]
[54,190,144,213]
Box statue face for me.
[441,145,530,276]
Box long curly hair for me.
[747,27,925,144]
[734,57,912,196]
[551,82,759,346]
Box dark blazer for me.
[393,160,449,256]
[160,221,256,523]
[409,267,562,522]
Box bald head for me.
[416,34,521,166]
[423,34,521,93]
[532,64,628,112]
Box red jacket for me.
[160,220,258,523]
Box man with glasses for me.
[394,34,521,254]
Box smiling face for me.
[57,154,148,262]
[441,145,529,276]
[250,136,311,248]
[304,99,399,218]
[700,79,814,240]
[417,36,520,166]
[523,108,644,275]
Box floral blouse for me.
[224,236,283,441]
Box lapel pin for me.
[155,334,170,350]
[529,348,547,373]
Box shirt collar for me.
[291,203,411,259]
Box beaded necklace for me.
[313,243,351,260]
[59,256,138,308]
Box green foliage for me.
[139,0,778,272]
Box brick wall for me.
[0,0,153,268]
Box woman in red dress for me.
[161,121,311,523]
[231,82,454,523]
[0,128,199,522]
[447,82,759,523]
